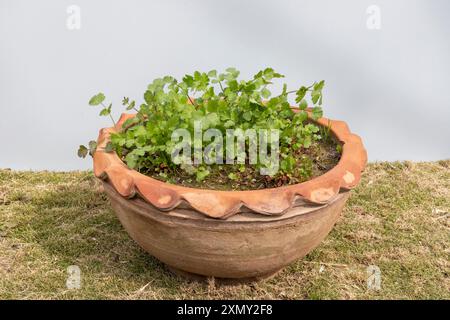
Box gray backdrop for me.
[1,0,449,171]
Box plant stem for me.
[101,102,116,127]
[217,81,228,102]
[110,114,116,127]
[176,84,196,107]
[218,81,225,94]
[280,84,314,97]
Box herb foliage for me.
[79,68,340,189]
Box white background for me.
[1,0,449,170]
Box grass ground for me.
[0,161,448,299]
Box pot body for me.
[103,181,349,280]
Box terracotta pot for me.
[93,112,367,280]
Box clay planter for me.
[93,112,367,281]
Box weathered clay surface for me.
[103,180,350,279]
[93,111,367,219]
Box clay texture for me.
[103,181,350,279]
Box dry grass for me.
[0,161,449,299]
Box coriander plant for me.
[79,68,340,190]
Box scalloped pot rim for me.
[93,110,367,219]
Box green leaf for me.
[99,104,112,116]
[280,155,296,173]
[112,135,126,147]
[272,72,284,78]
[126,100,136,111]
[196,169,210,182]
[228,172,238,180]
[89,93,105,106]
[122,117,140,129]
[228,80,239,91]
[253,70,263,79]
[294,110,308,123]
[163,75,175,84]
[125,153,138,169]
[243,111,252,121]
[303,136,312,148]
[312,106,323,120]
[77,145,88,158]
[105,142,114,153]
[203,113,220,128]
[134,126,147,138]
[295,87,307,103]
[208,70,217,78]
[88,140,97,155]
[206,99,219,112]
[224,120,235,128]
[226,67,239,78]
[299,99,308,110]
[311,90,321,104]
[314,80,325,91]
[261,88,271,99]
[134,148,146,156]
[263,68,274,79]
[144,90,153,104]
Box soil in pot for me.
[133,123,341,191]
